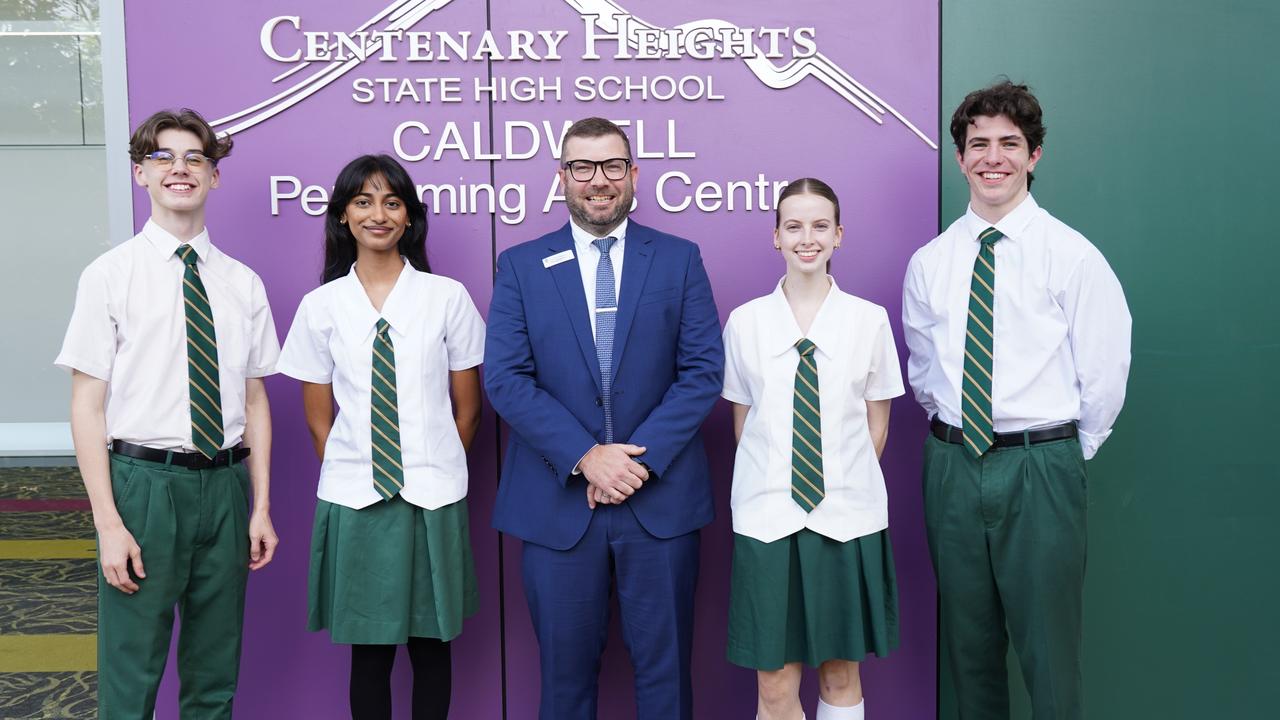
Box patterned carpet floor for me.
[0,465,97,719]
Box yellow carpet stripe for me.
[0,539,96,560]
[0,635,97,672]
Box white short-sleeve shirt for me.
[277,262,485,510]
[54,220,280,451]
[723,277,905,543]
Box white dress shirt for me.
[723,277,905,544]
[569,217,627,340]
[902,194,1131,460]
[277,262,485,510]
[55,220,280,451]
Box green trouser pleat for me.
[923,435,1088,720]
[97,454,250,720]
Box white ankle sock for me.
[816,697,864,720]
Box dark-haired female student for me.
[277,154,483,720]
[722,178,903,720]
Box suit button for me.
[595,396,603,406]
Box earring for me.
[339,218,346,225]
[774,244,781,250]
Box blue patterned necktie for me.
[593,237,618,443]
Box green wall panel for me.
[940,1,1280,717]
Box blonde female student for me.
[722,178,903,720]
[277,154,484,720]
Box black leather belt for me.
[111,440,250,469]
[930,417,1077,449]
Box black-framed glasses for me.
[143,150,213,169]
[563,157,631,182]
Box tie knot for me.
[175,244,199,267]
[978,227,1004,246]
[593,237,617,254]
[376,318,390,337]
[796,338,816,357]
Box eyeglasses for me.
[143,150,213,169]
[563,158,631,182]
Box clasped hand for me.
[580,443,648,509]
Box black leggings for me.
[350,637,451,720]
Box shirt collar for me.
[763,275,842,358]
[962,193,1040,244]
[570,217,629,254]
[142,218,212,261]
[340,259,416,339]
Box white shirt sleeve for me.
[54,263,116,381]
[901,256,937,416]
[865,308,906,401]
[245,273,281,378]
[276,296,334,384]
[1060,246,1132,460]
[444,283,485,371]
[721,311,752,405]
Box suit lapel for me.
[546,225,603,393]
[612,223,654,376]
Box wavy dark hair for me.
[322,154,430,283]
[950,80,1046,189]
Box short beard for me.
[566,186,633,236]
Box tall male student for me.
[485,117,723,720]
[903,81,1131,719]
[56,108,280,718]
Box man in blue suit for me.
[486,117,723,720]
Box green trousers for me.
[98,453,251,719]
[923,434,1088,720]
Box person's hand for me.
[586,482,619,509]
[248,508,278,571]
[579,444,648,503]
[98,522,144,594]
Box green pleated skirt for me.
[308,496,478,645]
[727,528,900,670]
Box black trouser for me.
[350,637,451,720]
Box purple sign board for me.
[124,1,938,716]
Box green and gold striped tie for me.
[791,338,825,512]
[176,245,224,459]
[371,319,404,500]
[962,227,1004,457]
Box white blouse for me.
[277,262,484,510]
[722,277,904,543]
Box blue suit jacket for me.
[486,221,724,550]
